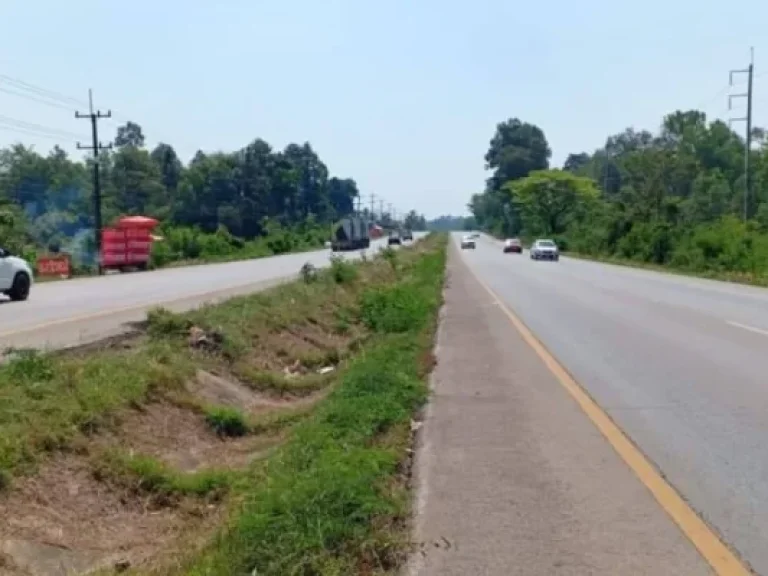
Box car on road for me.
[503,238,523,254]
[403,229,414,241]
[530,239,559,261]
[0,246,33,301]
[460,235,476,249]
[388,232,402,246]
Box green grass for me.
[0,233,448,576]
[185,235,447,576]
[204,406,250,437]
[94,450,234,499]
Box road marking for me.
[727,321,768,338]
[473,275,752,576]
[0,275,293,340]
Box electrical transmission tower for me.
[76,89,112,273]
[729,48,754,221]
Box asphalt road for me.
[457,232,768,574]
[0,235,420,352]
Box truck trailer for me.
[331,216,371,251]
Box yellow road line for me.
[474,274,752,576]
[0,276,291,340]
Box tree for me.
[506,170,599,236]
[484,118,551,191]
[114,121,146,148]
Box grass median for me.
[0,233,447,575]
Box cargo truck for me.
[331,216,371,251]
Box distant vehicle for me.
[388,230,402,246]
[0,246,33,301]
[460,235,476,250]
[469,232,480,239]
[332,217,371,251]
[503,238,522,254]
[530,239,559,261]
[403,229,414,241]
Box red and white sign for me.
[37,255,71,277]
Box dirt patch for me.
[0,455,198,576]
[98,402,281,473]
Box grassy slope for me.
[185,239,447,576]
[0,234,448,575]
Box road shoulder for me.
[407,244,712,576]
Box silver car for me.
[460,235,476,249]
[530,239,559,261]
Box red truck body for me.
[100,216,159,271]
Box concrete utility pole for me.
[76,89,112,273]
[729,48,754,221]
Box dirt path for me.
[406,244,713,576]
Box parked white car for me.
[0,247,33,301]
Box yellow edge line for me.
[0,275,292,340]
[473,274,752,576]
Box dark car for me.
[388,233,402,246]
[403,229,414,241]
[503,238,522,254]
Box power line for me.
[0,114,87,141]
[0,85,78,112]
[0,75,88,107]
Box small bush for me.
[300,262,318,284]
[359,283,431,333]
[205,406,249,437]
[146,307,193,337]
[330,255,358,284]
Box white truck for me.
[0,246,33,301]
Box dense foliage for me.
[470,111,768,280]
[426,215,475,231]
[0,123,364,266]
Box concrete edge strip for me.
[469,267,753,576]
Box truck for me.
[331,216,371,251]
[101,216,160,272]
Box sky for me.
[1,0,768,219]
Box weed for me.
[359,283,432,333]
[330,255,358,284]
[299,262,319,284]
[205,406,249,437]
[147,306,194,337]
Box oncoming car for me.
[0,246,34,301]
[460,235,476,249]
[530,239,559,261]
[503,238,522,254]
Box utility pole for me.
[379,199,384,221]
[369,193,376,217]
[76,89,112,273]
[729,48,754,221]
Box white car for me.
[460,235,476,249]
[530,239,559,261]
[0,246,33,301]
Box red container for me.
[101,216,158,270]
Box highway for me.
[0,236,413,352]
[456,232,768,574]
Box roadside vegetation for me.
[0,233,446,575]
[470,112,768,285]
[0,121,427,275]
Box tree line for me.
[0,121,417,267]
[470,112,768,280]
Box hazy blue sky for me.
[1,0,767,217]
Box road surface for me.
[423,232,768,574]
[0,236,418,352]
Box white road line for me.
[727,320,768,337]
